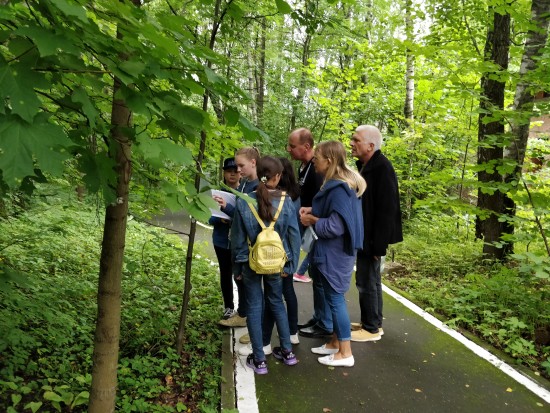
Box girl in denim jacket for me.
[231,156,301,374]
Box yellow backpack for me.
[247,192,288,274]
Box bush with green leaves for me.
[0,186,223,412]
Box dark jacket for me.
[356,150,403,257]
[298,159,323,208]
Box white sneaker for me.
[238,343,272,356]
[290,334,300,344]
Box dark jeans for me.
[235,277,247,317]
[355,253,382,333]
[214,245,234,310]
[263,274,298,342]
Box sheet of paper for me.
[210,190,236,220]
[211,189,236,207]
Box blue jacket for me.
[311,179,364,293]
[231,192,301,276]
[208,215,231,250]
[221,178,259,219]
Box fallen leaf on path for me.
[414,388,422,393]
[323,408,332,412]
[465,384,470,388]
[506,387,513,392]
[342,372,349,376]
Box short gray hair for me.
[355,125,382,151]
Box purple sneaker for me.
[272,347,298,366]
[246,354,268,375]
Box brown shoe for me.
[351,323,384,335]
[350,329,381,342]
[219,315,247,327]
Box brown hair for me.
[256,156,283,221]
[290,128,314,147]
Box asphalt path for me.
[154,211,549,412]
[234,277,550,413]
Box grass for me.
[0,187,223,412]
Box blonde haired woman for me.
[299,140,365,367]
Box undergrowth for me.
[388,215,550,379]
[0,187,223,412]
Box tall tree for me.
[502,0,550,255]
[404,0,415,123]
[89,50,133,413]
[476,2,511,259]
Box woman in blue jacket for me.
[299,141,366,367]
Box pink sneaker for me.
[293,273,312,283]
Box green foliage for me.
[390,214,550,375]
[0,184,223,412]
[0,0,262,218]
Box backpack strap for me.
[246,192,286,229]
[268,192,286,229]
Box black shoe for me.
[299,325,333,338]
[297,318,316,329]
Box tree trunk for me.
[255,17,267,128]
[404,0,415,123]
[502,0,550,253]
[476,6,510,260]
[247,48,257,124]
[176,0,223,353]
[290,32,311,131]
[89,75,132,412]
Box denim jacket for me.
[231,192,301,276]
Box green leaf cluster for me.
[0,183,224,412]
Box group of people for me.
[210,125,402,374]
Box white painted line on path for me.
[382,284,550,404]
[234,326,259,413]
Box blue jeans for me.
[309,265,333,332]
[263,274,298,342]
[243,265,291,361]
[296,252,310,275]
[318,269,351,341]
[355,253,382,333]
